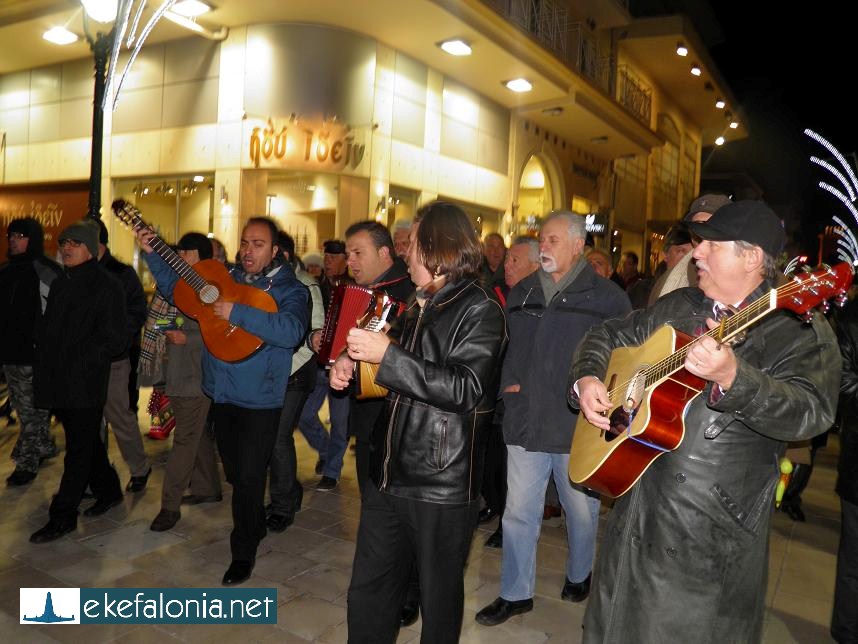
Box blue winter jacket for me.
[144,252,308,409]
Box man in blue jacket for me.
[136,217,308,585]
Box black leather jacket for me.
[370,277,507,504]
[836,298,858,505]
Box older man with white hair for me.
[476,211,631,626]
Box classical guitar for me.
[112,199,277,363]
[569,263,854,498]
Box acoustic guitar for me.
[569,263,853,498]
[112,199,277,363]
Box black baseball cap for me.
[683,193,732,221]
[687,200,785,258]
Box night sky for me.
[703,3,855,254]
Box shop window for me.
[515,155,554,238]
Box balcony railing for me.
[486,0,571,67]
[616,65,652,125]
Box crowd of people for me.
[1,194,855,643]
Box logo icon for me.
[20,588,79,624]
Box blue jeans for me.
[297,367,350,480]
[500,445,600,601]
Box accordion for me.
[318,283,405,399]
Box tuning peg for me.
[837,293,849,308]
[820,301,831,314]
[802,311,815,323]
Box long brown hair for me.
[413,201,483,282]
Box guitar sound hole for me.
[606,407,633,442]
[200,284,220,304]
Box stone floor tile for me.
[287,562,351,602]
[304,538,356,571]
[276,595,347,640]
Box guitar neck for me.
[134,221,208,294]
[643,289,779,389]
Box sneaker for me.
[316,476,338,491]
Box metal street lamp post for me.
[85,27,114,220]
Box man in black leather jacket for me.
[333,201,507,644]
[571,201,840,643]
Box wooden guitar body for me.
[569,325,705,497]
[172,259,277,362]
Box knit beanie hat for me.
[59,218,100,258]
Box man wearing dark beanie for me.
[30,217,127,543]
[0,217,63,486]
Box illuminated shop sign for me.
[585,213,607,234]
[246,117,366,172]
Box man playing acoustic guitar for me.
[137,217,308,586]
[571,200,841,643]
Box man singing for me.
[137,217,307,585]
[334,201,506,643]
[571,200,840,642]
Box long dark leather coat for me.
[370,277,507,504]
[569,283,840,643]
[836,298,858,505]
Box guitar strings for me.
[603,271,845,403]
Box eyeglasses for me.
[58,239,83,248]
[7,232,26,241]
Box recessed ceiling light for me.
[676,43,688,56]
[729,121,739,129]
[715,99,726,109]
[43,26,78,45]
[438,39,472,56]
[715,136,725,146]
[690,65,702,77]
[81,0,119,23]
[504,78,532,93]
[193,175,205,183]
[542,107,563,116]
[171,0,211,17]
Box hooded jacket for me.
[0,218,63,365]
[569,283,840,643]
[145,251,308,410]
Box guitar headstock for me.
[777,262,854,316]
[110,199,144,231]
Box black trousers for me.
[211,403,281,561]
[481,421,507,515]
[268,359,316,515]
[350,397,385,492]
[50,407,121,524]
[833,498,858,643]
[347,481,479,644]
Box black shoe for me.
[782,502,806,522]
[266,513,294,533]
[475,597,533,626]
[222,559,254,585]
[126,467,152,493]
[485,527,503,549]
[83,494,124,517]
[400,599,419,627]
[315,458,325,475]
[150,509,181,532]
[561,573,591,602]
[181,494,223,505]
[6,469,36,487]
[478,506,499,524]
[30,520,76,544]
[316,476,337,491]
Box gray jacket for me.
[501,263,631,453]
[570,284,840,643]
[165,317,205,398]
